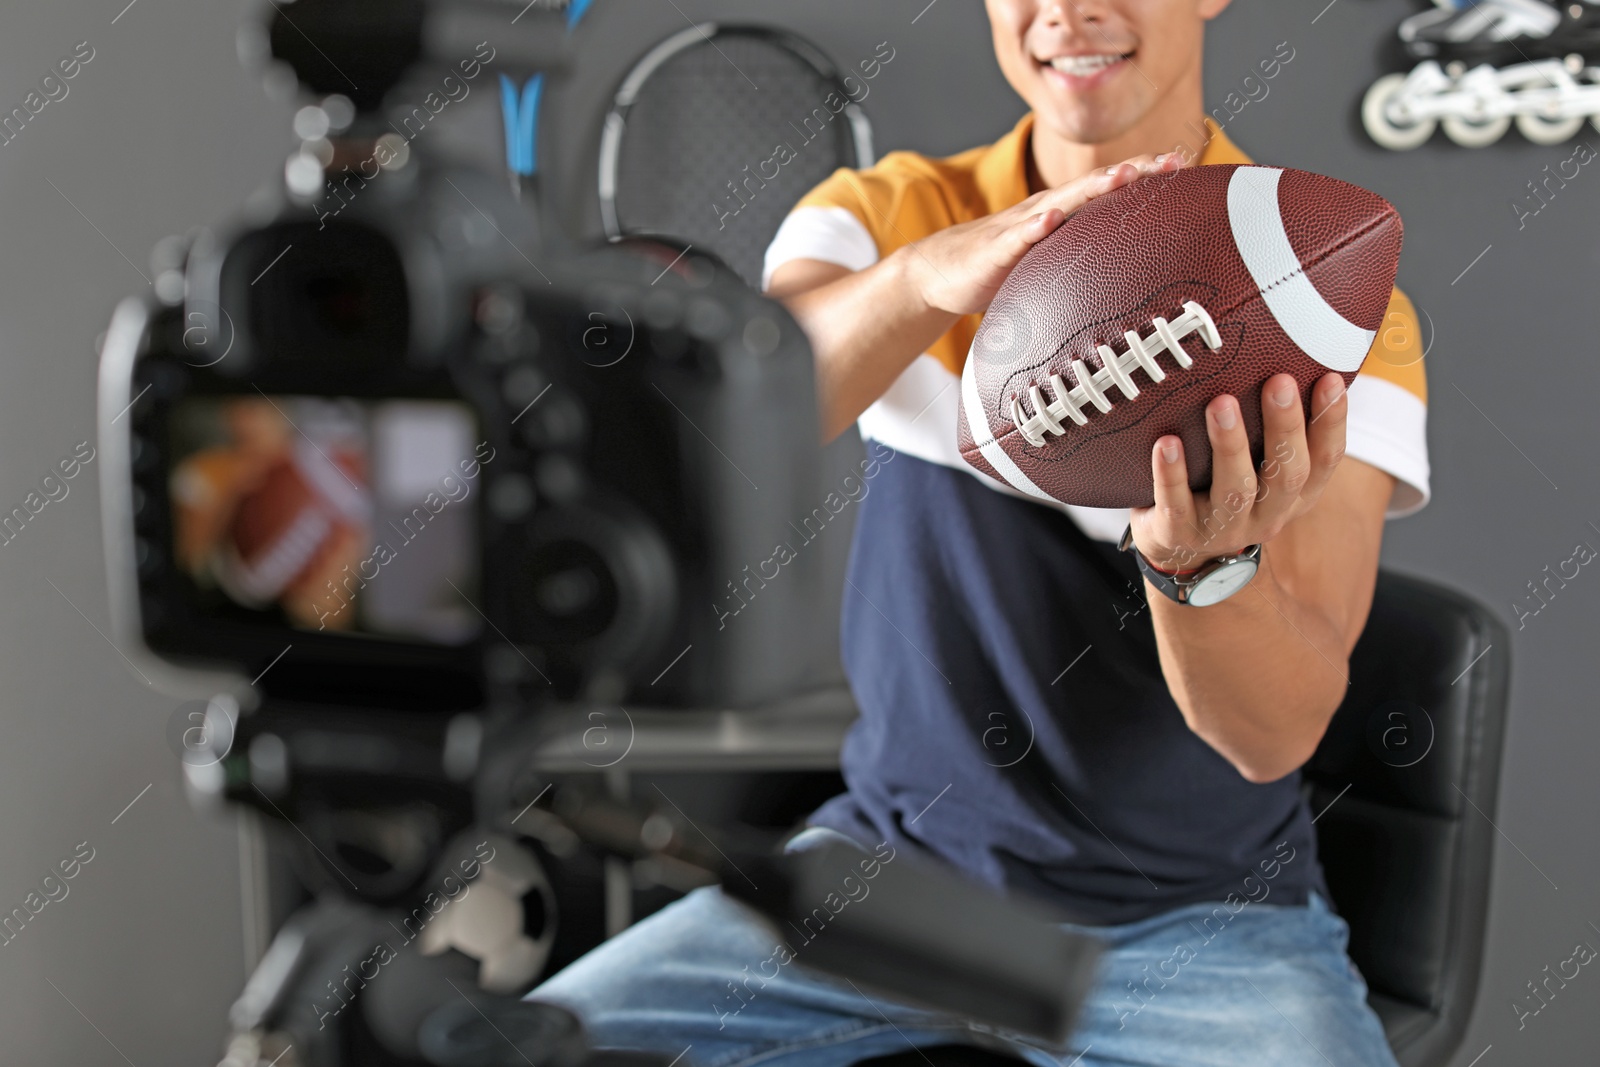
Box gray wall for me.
[0,0,1594,1063]
[0,0,293,1063]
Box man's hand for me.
[772,152,1183,440]
[1130,372,1349,572]
[1136,367,1396,783]
[905,154,1185,316]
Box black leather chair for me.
[1306,569,1510,1065]
[855,571,1511,1067]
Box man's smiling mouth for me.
[1042,52,1134,77]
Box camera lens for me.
[535,568,598,616]
[517,540,618,645]
[505,500,676,687]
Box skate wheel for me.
[1517,112,1585,144]
[1442,113,1510,147]
[1363,73,1436,150]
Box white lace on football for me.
[1009,300,1223,447]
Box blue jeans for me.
[531,829,1398,1067]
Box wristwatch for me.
[1118,525,1262,607]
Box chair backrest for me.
[1305,569,1510,1067]
[599,23,874,289]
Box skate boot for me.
[1365,0,1600,147]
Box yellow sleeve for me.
[1345,286,1431,515]
[1357,287,1428,404]
[788,153,985,377]
[794,152,967,256]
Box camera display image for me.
[167,395,486,645]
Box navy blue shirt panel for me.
[808,447,1326,925]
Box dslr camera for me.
[100,3,830,726]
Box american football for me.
[958,164,1403,509]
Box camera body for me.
[100,147,828,721]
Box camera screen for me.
[168,396,485,645]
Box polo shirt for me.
[766,115,1429,923]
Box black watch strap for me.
[1117,525,1262,606]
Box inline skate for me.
[1363,0,1600,148]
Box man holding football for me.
[534,2,1428,1065]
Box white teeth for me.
[1048,54,1124,76]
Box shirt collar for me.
[977,113,1253,212]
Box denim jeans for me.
[531,828,1399,1067]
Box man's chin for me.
[1033,103,1145,150]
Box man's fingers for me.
[1011,207,1067,251]
[1299,373,1349,503]
[1038,152,1179,216]
[1143,435,1196,570]
[982,208,1068,282]
[1204,394,1256,538]
[1008,153,1181,265]
[1254,373,1310,529]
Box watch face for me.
[1187,558,1259,607]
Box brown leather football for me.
[958,164,1402,509]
